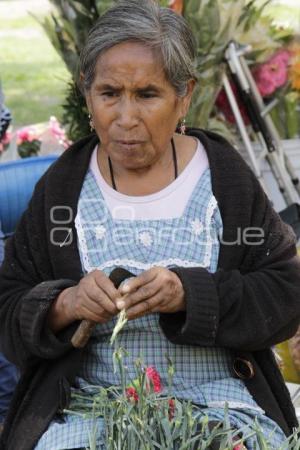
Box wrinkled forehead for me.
[92,41,170,88]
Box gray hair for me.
[79,0,197,97]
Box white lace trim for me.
[75,213,209,272]
[90,258,208,272]
[202,196,218,267]
[75,212,92,273]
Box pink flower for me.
[48,116,72,149]
[16,127,39,145]
[49,116,65,139]
[253,49,291,97]
[16,128,30,143]
[2,131,11,146]
[252,67,277,96]
[0,131,11,153]
[126,387,139,403]
[145,366,162,393]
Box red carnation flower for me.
[126,387,139,403]
[145,366,162,393]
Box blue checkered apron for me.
[35,168,286,449]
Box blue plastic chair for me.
[0,155,58,237]
[0,154,58,424]
[0,222,19,425]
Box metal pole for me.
[222,73,267,192]
[224,42,300,205]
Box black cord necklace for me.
[108,138,178,191]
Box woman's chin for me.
[119,160,151,171]
[110,146,152,169]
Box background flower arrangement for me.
[216,32,300,141]
[16,126,43,158]
[0,116,72,159]
[255,41,300,139]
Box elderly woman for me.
[1,1,300,449]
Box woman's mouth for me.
[116,140,144,149]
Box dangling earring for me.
[180,118,186,135]
[88,113,94,131]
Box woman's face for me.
[85,41,194,169]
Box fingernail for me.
[121,284,130,294]
[120,277,134,293]
[116,299,125,310]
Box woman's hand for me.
[116,267,185,320]
[48,270,120,332]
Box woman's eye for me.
[140,92,156,99]
[102,92,117,97]
[100,91,156,99]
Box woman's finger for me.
[79,303,113,323]
[118,268,158,295]
[87,289,118,316]
[78,278,119,316]
[93,270,120,301]
[75,287,116,322]
[117,279,160,310]
[126,293,163,319]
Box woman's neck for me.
[97,134,197,196]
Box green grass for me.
[0,0,71,127]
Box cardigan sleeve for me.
[0,180,79,370]
[160,178,300,352]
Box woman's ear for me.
[86,95,92,115]
[181,79,196,117]
[80,72,92,112]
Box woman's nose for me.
[116,97,139,130]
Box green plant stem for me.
[285,94,300,138]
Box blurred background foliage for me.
[183,0,282,136]
[38,0,113,139]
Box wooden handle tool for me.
[71,319,96,348]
